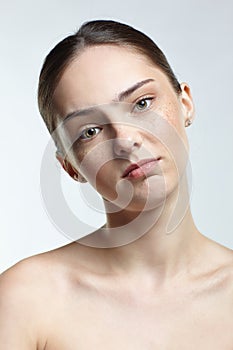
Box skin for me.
[0,45,233,349]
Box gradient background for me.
[1,0,232,273]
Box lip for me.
[122,157,161,179]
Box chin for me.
[104,175,166,212]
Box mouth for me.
[121,157,162,179]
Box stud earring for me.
[185,119,192,127]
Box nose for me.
[113,125,142,156]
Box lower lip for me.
[125,159,161,179]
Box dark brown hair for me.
[38,19,181,139]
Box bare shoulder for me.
[0,242,78,295]
[0,241,90,306]
[205,239,233,292]
[0,257,46,349]
[221,246,233,285]
[0,243,78,349]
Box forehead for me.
[53,45,171,116]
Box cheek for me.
[95,162,119,201]
[159,99,182,127]
[157,98,189,150]
[72,141,115,187]
[144,107,189,179]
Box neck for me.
[78,172,206,283]
[102,172,205,282]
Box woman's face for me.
[53,45,194,211]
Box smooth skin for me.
[0,45,233,349]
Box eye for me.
[134,97,154,112]
[80,126,102,140]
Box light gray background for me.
[1,0,232,273]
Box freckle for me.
[161,102,179,128]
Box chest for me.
[44,290,233,349]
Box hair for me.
[38,19,182,141]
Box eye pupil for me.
[139,100,145,108]
[137,99,147,110]
[86,128,96,137]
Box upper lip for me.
[122,157,161,178]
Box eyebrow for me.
[62,78,155,123]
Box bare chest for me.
[43,288,233,350]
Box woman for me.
[0,20,233,349]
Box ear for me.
[56,151,87,183]
[179,82,195,125]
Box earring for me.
[185,119,192,127]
